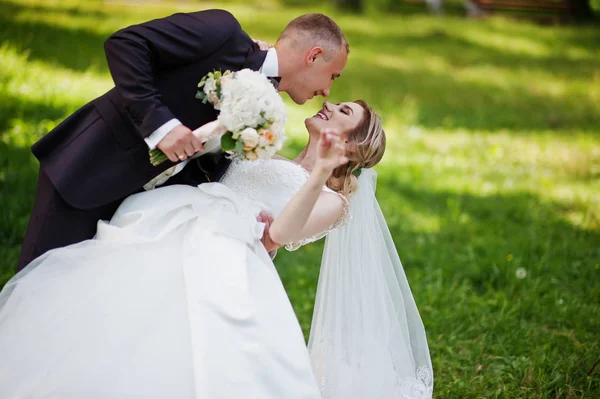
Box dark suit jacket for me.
[31,10,268,210]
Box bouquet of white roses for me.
[149,69,286,166]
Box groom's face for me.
[285,48,347,105]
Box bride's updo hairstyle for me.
[326,100,386,197]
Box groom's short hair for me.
[278,13,349,58]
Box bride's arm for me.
[196,122,346,248]
[269,173,345,247]
[194,120,345,250]
[269,130,347,247]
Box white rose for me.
[245,150,259,161]
[256,147,272,159]
[240,127,259,149]
[258,128,270,146]
[269,121,284,135]
[220,71,233,85]
[208,91,219,106]
[204,77,216,91]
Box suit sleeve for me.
[104,9,240,138]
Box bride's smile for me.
[306,102,365,136]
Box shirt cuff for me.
[144,119,182,150]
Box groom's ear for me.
[306,47,324,65]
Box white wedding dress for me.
[0,159,331,399]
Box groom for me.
[17,10,349,271]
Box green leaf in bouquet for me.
[235,138,245,152]
[216,81,222,100]
[197,74,208,89]
[195,90,207,101]
[221,132,236,151]
[256,122,266,130]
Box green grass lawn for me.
[1,0,599,397]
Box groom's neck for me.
[274,43,302,85]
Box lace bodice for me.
[221,159,308,219]
[220,159,349,250]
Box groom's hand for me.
[157,124,205,162]
[257,211,281,258]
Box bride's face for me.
[305,102,364,136]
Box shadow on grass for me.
[0,1,111,72]
[243,11,600,132]
[376,172,599,298]
[0,140,39,287]
[1,0,598,133]
[0,0,111,18]
[0,90,71,284]
[346,28,600,78]
[332,59,599,133]
[273,144,599,339]
[480,17,600,48]
[0,92,70,133]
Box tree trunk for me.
[570,0,595,19]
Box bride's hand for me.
[252,39,271,51]
[315,129,348,175]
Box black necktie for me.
[268,76,281,90]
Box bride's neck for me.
[294,135,319,172]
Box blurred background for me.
[0,0,599,397]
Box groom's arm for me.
[104,10,240,140]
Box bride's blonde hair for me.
[326,100,386,197]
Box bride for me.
[0,101,432,398]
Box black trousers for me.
[16,170,126,273]
[17,154,229,273]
